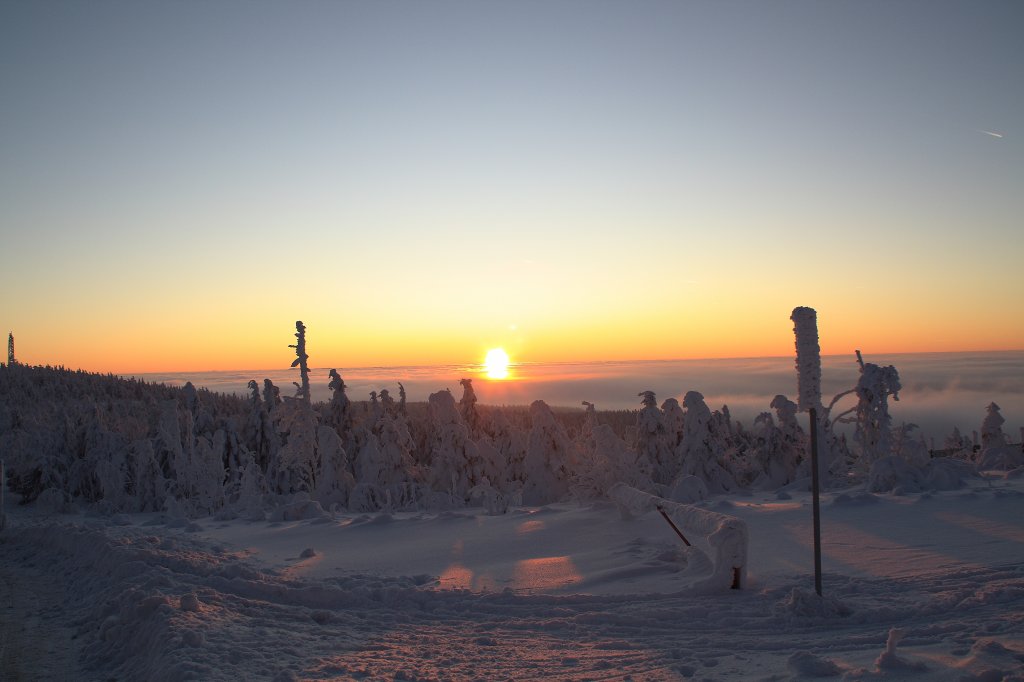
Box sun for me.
[484,348,511,380]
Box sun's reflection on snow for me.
[515,520,546,535]
[437,562,502,591]
[438,563,474,590]
[786,520,984,578]
[934,512,1024,544]
[512,556,582,592]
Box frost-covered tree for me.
[289,321,311,404]
[326,369,353,447]
[573,423,648,501]
[636,391,674,485]
[846,352,902,468]
[521,400,578,505]
[981,402,1006,450]
[892,423,929,468]
[662,397,686,450]
[380,388,396,417]
[976,402,1022,470]
[676,391,735,494]
[312,424,353,508]
[943,427,973,460]
[397,382,408,416]
[459,378,480,435]
[485,407,528,487]
[424,389,478,504]
[263,379,281,412]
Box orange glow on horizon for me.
[7,303,1023,375]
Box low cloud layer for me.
[140,351,1023,444]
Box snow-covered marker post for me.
[791,306,823,596]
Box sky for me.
[1,0,1022,373]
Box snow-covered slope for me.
[2,475,1022,681]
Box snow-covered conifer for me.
[976,402,1022,470]
[636,391,675,485]
[424,390,478,503]
[459,378,480,434]
[263,379,281,412]
[662,398,685,450]
[675,391,736,494]
[380,388,396,417]
[851,354,902,468]
[521,400,577,505]
[398,382,408,416]
[486,407,528,487]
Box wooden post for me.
[809,408,822,596]
[656,505,692,546]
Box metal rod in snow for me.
[656,505,692,546]
[809,408,823,596]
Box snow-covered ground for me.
[3,475,1023,681]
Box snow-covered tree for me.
[636,391,674,485]
[849,352,902,468]
[976,402,1022,470]
[262,379,281,412]
[459,378,480,435]
[521,400,577,505]
[289,321,311,404]
[424,389,478,504]
[398,382,408,416]
[675,391,736,494]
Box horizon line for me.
[99,348,1024,378]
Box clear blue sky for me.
[1,1,1021,371]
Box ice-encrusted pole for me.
[791,306,823,596]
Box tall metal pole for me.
[809,407,823,596]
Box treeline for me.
[1,324,1018,519]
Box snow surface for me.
[3,476,1023,681]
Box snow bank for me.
[608,483,748,592]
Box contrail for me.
[979,130,1004,138]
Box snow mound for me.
[787,650,841,677]
[773,587,852,619]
